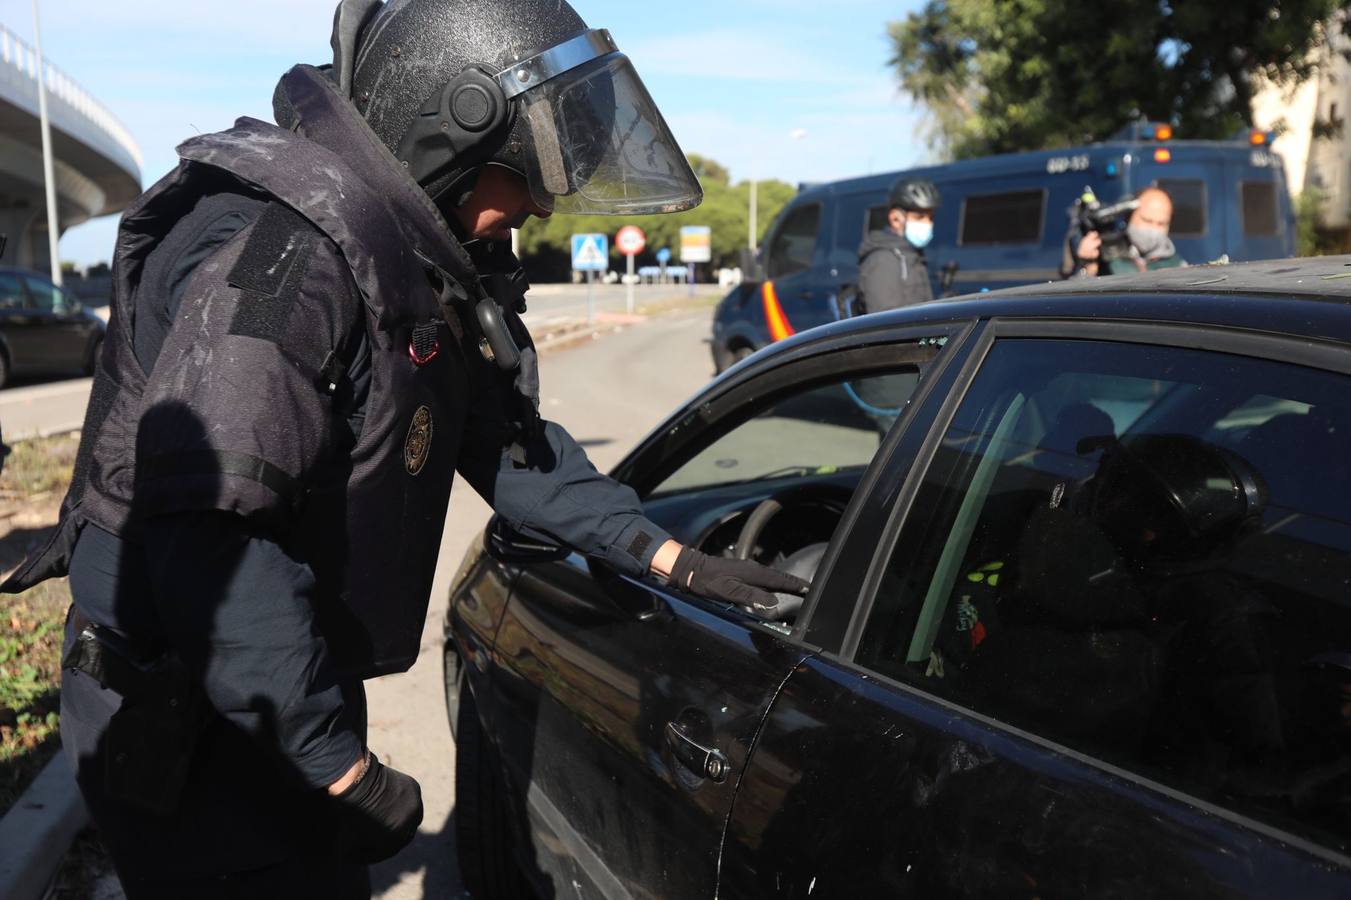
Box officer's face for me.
[889,208,935,233]
[454,166,553,241]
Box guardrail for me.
[0,22,142,172]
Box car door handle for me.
[665,722,730,782]
[799,290,814,300]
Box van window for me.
[1154,179,1206,237]
[866,206,891,236]
[1242,182,1279,237]
[767,202,823,279]
[959,190,1045,246]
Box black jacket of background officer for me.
[855,178,941,312]
[857,228,932,312]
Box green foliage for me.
[518,156,797,280]
[0,433,79,813]
[890,0,1351,159]
[1296,186,1338,257]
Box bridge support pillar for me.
[0,205,44,269]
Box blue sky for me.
[1,0,927,266]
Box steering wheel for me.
[732,486,844,618]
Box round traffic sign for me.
[616,225,646,256]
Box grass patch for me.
[0,432,77,815]
[0,432,80,498]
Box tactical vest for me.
[6,69,506,678]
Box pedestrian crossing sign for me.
[571,233,609,272]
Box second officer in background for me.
[856,177,941,312]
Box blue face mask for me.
[904,220,934,249]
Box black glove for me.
[669,547,811,619]
[332,752,424,863]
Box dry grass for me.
[0,432,77,814]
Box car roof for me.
[761,256,1351,362]
[968,255,1351,304]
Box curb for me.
[0,751,89,900]
[532,299,714,357]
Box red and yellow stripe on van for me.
[762,281,796,343]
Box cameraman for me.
[1063,186,1186,278]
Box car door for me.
[21,276,88,372]
[0,272,40,374]
[489,325,969,899]
[721,321,1351,897]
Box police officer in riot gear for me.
[856,177,941,312]
[3,2,808,895]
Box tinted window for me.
[766,203,822,279]
[859,338,1351,852]
[651,369,919,496]
[959,190,1045,245]
[1154,178,1207,236]
[866,205,891,236]
[22,277,72,313]
[1242,181,1280,236]
[0,274,24,310]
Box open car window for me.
[857,337,1351,854]
[650,371,919,497]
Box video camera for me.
[1069,188,1138,264]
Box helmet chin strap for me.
[329,0,382,99]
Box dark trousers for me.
[60,619,371,900]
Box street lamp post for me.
[30,0,62,286]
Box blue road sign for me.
[656,247,672,265]
[571,233,609,272]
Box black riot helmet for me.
[337,0,702,217]
[889,177,941,213]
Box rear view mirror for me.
[739,248,766,284]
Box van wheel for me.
[731,345,754,365]
[0,351,9,390]
[456,681,531,899]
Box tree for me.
[517,156,796,281]
[890,0,1351,159]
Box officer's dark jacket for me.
[857,228,933,312]
[7,65,669,683]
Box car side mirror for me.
[739,248,766,284]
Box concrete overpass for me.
[0,23,141,271]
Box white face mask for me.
[904,220,934,249]
[1128,224,1168,257]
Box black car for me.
[445,258,1351,899]
[0,266,105,388]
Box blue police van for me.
[711,122,1296,371]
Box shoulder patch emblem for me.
[405,406,433,476]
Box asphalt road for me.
[362,307,715,899]
[0,376,94,441]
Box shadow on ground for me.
[370,807,465,899]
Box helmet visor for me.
[518,53,703,216]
